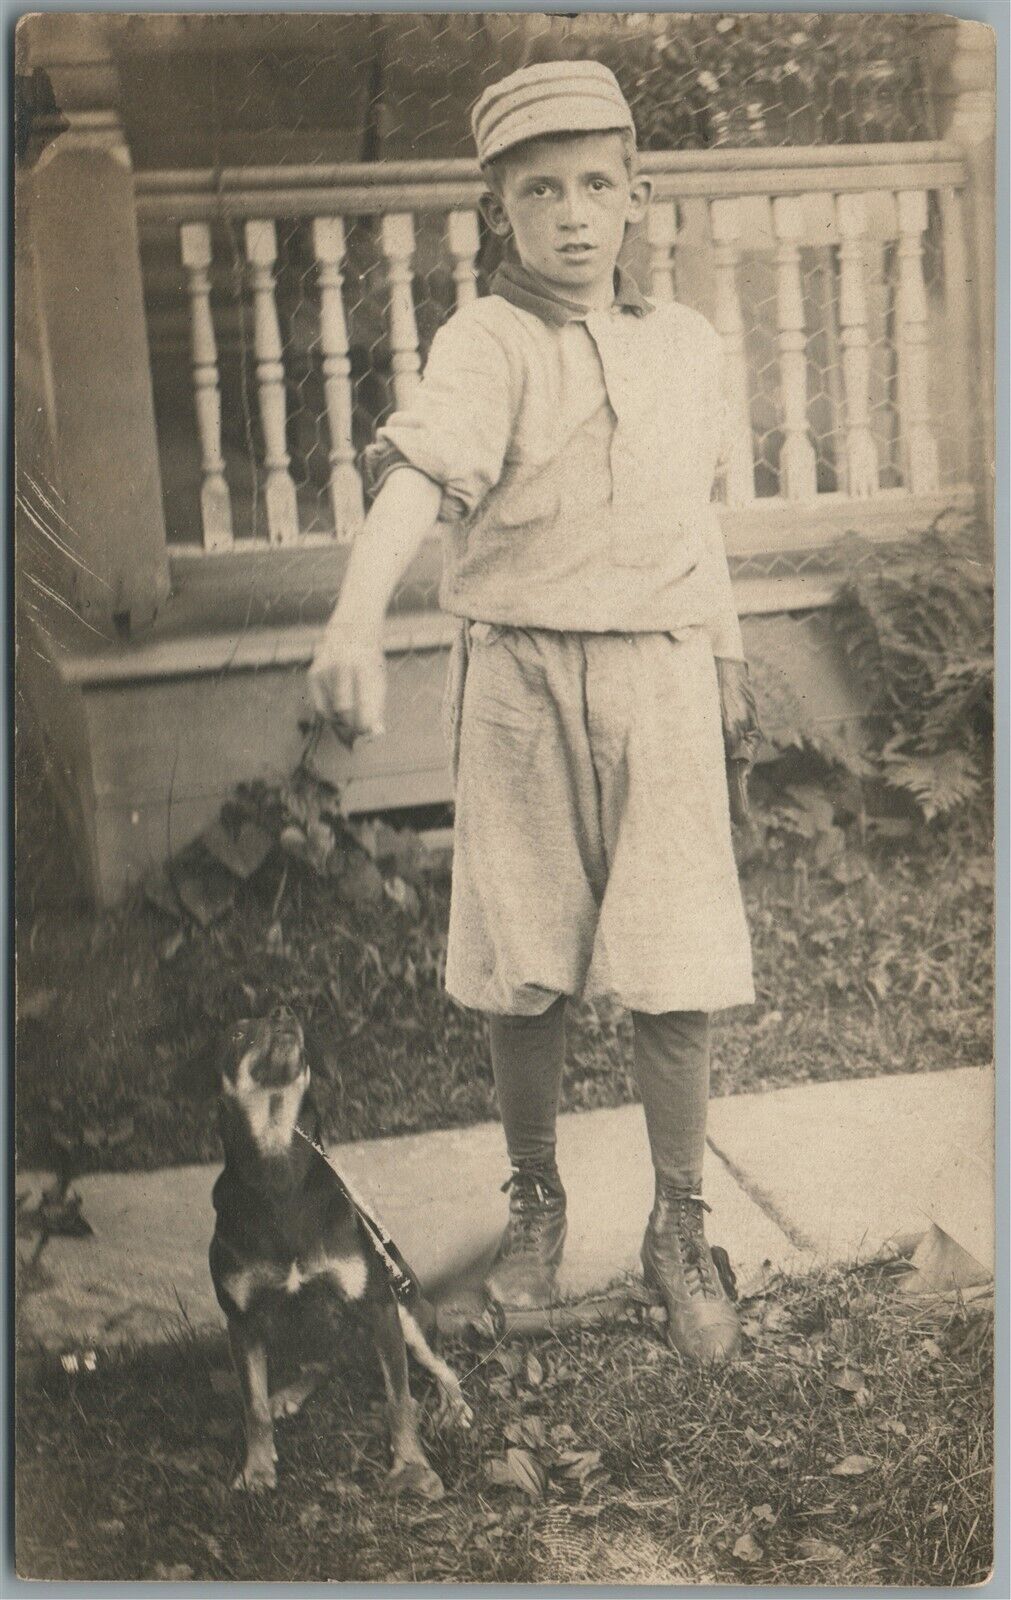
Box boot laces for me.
[501,1169,559,1251]
[663,1190,718,1298]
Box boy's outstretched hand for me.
[715,657,762,827]
[308,632,388,742]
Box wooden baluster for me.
[180,222,233,549]
[311,217,364,543]
[836,194,880,497]
[938,185,972,486]
[772,196,817,500]
[244,220,299,544]
[709,198,754,504]
[646,200,678,302]
[381,213,421,408]
[896,189,940,494]
[447,210,479,307]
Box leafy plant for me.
[830,520,993,820]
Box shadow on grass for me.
[15,1267,993,1585]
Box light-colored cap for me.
[471,60,635,165]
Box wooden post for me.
[447,210,480,307]
[19,14,170,633]
[311,216,364,544]
[646,200,678,303]
[381,213,421,408]
[179,222,233,550]
[772,196,817,500]
[895,189,940,495]
[709,198,754,504]
[836,194,880,498]
[928,16,995,527]
[244,219,300,544]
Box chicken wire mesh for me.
[126,9,966,568]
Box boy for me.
[310,61,760,1363]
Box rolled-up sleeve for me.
[362,309,514,522]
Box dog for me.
[209,1006,472,1496]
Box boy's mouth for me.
[558,243,596,257]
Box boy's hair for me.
[480,126,637,197]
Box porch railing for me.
[135,142,976,589]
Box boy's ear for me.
[627,175,653,226]
[478,189,513,239]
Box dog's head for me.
[222,1007,308,1095]
[218,1007,312,1156]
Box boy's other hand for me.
[308,632,387,740]
[715,658,762,827]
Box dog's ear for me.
[301,1020,338,1086]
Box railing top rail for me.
[135,141,968,220]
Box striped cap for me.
[472,60,635,165]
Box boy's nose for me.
[557,191,589,229]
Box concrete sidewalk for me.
[15,1067,993,1356]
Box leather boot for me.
[483,1164,567,1310]
[641,1181,741,1364]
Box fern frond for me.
[879,746,981,821]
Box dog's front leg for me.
[397,1304,473,1432]
[367,1299,444,1501]
[228,1319,277,1491]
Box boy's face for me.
[480,131,651,309]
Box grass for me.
[15,761,993,1174]
[15,1267,993,1585]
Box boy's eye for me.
[589,178,612,193]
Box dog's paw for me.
[232,1456,278,1493]
[384,1461,445,1501]
[436,1389,473,1432]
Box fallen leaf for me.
[556,1448,602,1482]
[762,1305,791,1332]
[796,1536,845,1563]
[752,1503,777,1526]
[661,1458,679,1484]
[97,1518,125,1536]
[502,1447,545,1498]
[828,1364,866,1394]
[733,1532,764,1563]
[525,1353,544,1388]
[921,1338,944,1362]
[883,1419,908,1438]
[504,1417,545,1451]
[830,1454,876,1477]
[899,1223,990,1296]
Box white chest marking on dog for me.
[284,1263,302,1294]
[222,1267,266,1312]
[326,1255,368,1302]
